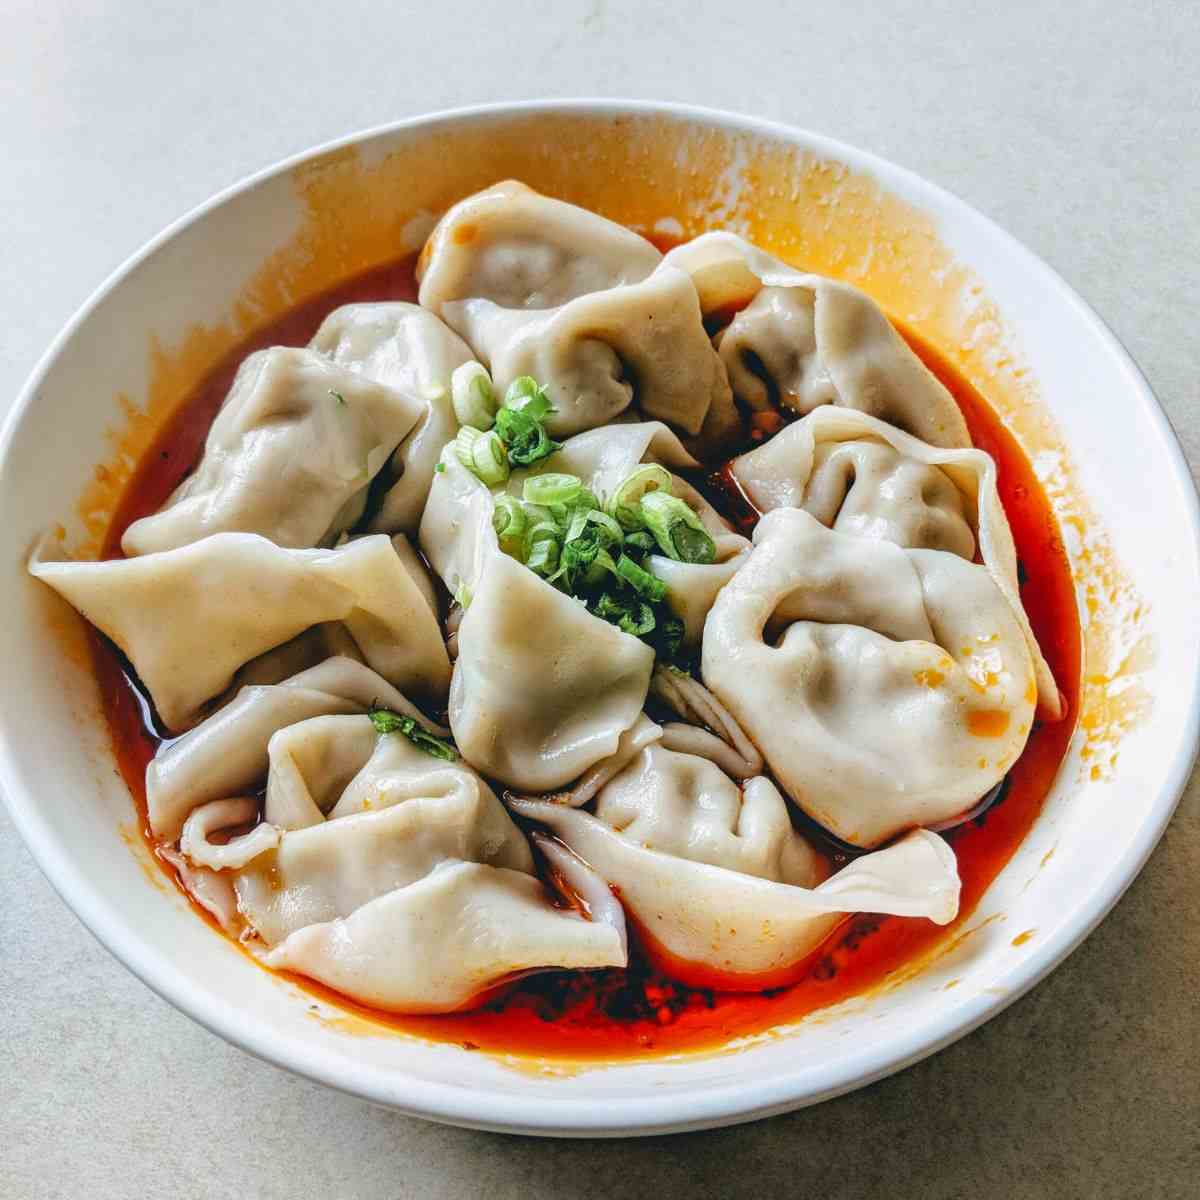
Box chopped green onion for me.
[368,707,457,760]
[456,426,509,486]
[607,464,673,530]
[523,472,583,506]
[495,405,561,467]
[618,602,657,638]
[580,547,620,589]
[434,461,446,474]
[616,554,668,602]
[455,582,472,609]
[624,529,656,554]
[580,508,624,548]
[504,376,554,422]
[329,388,347,406]
[492,494,529,559]
[639,492,716,564]
[526,537,559,577]
[451,362,497,430]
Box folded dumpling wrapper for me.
[663,232,970,449]
[703,508,1039,847]
[309,302,475,533]
[511,763,959,987]
[146,657,443,840]
[417,179,662,313]
[213,714,626,1013]
[30,531,450,731]
[443,264,735,438]
[121,347,424,556]
[731,407,1060,715]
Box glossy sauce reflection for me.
[92,252,1080,1062]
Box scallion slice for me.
[639,492,716,564]
[523,472,583,506]
[616,553,668,602]
[606,464,674,530]
[451,362,497,430]
[492,494,529,559]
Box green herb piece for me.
[455,582,472,609]
[615,553,668,602]
[523,472,583,507]
[639,492,717,564]
[624,529,657,555]
[618,602,657,638]
[434,461,446,474]
[492,494,529,559]
[368,707,457,760]
[526,537,559,577]
[329,389,347,406]
[451,362,498,430]
[455,426,510,486]
[503,376,554,422]
[606,464,673,530]
[495,405,561,467]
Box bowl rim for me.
[2,98,1198,1136]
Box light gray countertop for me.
[2,2,1197,1196]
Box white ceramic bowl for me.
[1,101,1196,1136]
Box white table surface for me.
[2,2,1197,1196]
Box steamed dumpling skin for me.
[444,264,734,438]
[264,861,626,1013]
[731,408,1061,714]
[30,532,450,730]
[309,302,475,533]
[513,791,960,988]
[702,508,1038,847]
[146,657,442,841]
[417,179,662,313]
[664,232,970,448]
[121,347,424,555]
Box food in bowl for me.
[28,180,1078,1056]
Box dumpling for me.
[593,744,819,881]
[731,407,1061,714]
[662,233,970,448]
[418,445,655,792]
[230,534,440,690]
[510,766,959,988]
[146,657,443,840]
[443,264,735,437]
[516,422,751,646]
[234,715,532,936]
[30,531,450,730]
[222,714,626,1012]
[702,508,1039,847]
[309,302,475,533]
[121,347,424,556]
[264,861,625,1013]
[417,179,661,313]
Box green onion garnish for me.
[526,537,559,577]
[455,426,510,486]
[639,492,717,564]
[523,472,583,507]
[451,362,497,430]
[368,707,457,760]
[616,553,668,602]
[491,494,529,559]
[606,463,673,530]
